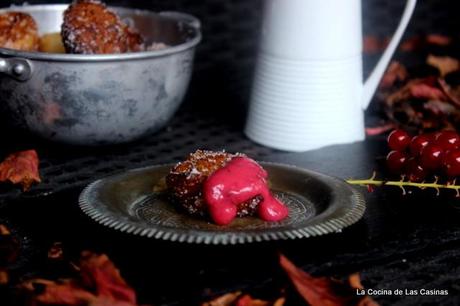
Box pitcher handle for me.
[362,0,417,109]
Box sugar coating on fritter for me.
[166,150,261,217]
[0,12,39,51]
[61,0,144,54]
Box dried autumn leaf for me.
[79,251,136,304]
[24,279,96,305]
[385,77,446,106]
[0,150,41,191]
[427,55,460,77]
[279,254,379,306]
[426,34,452,46]
[399,36,424,52]
[363,36,382,54]
[438,78,460,108]
[48,242,64,260]
[365,123,396,136]
[0,268,8,285]
[0,224,20,265]
[409,83,447,101]
[380,61,408,89]
[202,292,242,306]
[20,252,140,306]
[202,292,284,306]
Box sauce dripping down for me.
[203,156,289,225]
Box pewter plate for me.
[79,163,365,244]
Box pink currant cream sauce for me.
[203,156,289,225]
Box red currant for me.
[387,130,411,151]
[409,135,430,157]
[405,158,427,182]
[436,131,460,151]
[444,149,460,177]
[420,144,444,171]
[386,151,408,174]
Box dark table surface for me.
[1,109,459,306]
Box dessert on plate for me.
[166,150,289,225]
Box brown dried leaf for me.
[0,268,8,285]
[79,251,137,304]
[0,150,41,191]
[22,279,96,305]
[20,252,140,306]
[399,36,424,52]
[380,61,408,89]
[280,254,379,306]
[202,292,242,306]
[427,55,460,77]
[202,292,284,306]
[423,100,458,116]
[385,77,446,106]
[365,123,396,136]
[438,78,460,108]
[0,224,20,265]
[409,83,447,101]
[426,34,452,46]
[363,36,383,53]
[48,242,64,260]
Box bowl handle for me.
[159,11,201,30]
[0,57,32,81]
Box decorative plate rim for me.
[78,162,366,245]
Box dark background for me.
[0,0,459,114]
[1,1,460,305]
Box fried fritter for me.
[166,150,261,217]
[61,0,144,54]
[0,12,39,51]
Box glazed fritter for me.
[166,150,261,217]
[0,12,39,51]
[61,0,144,54]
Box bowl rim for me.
[0,4,202,62]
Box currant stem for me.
[346,178,460,193]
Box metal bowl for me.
[0,4,201,145]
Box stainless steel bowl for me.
[0,4,201,145]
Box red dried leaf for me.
[409,83,447,101]
[48,242,64,260]
[438,78,460,108]
[0,224,20,265]
[365,123,396,136]
[427,55,460,77]
[79,251,136,304]
[426,34,452,46]
[363,36,383,54]
[399,36,424,52]
[202,292,284,306]
[89,295,140,306]
[202,292,242,306]
[0,268,8,285]
[380,61,408,89]
[23,279,96,305]
[385,77,448,109]
[279,254,379,306]
[20,252,141,306]
[0,150,41,191]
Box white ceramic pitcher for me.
[245,0,417,152]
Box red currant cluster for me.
[386,130,460,182]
